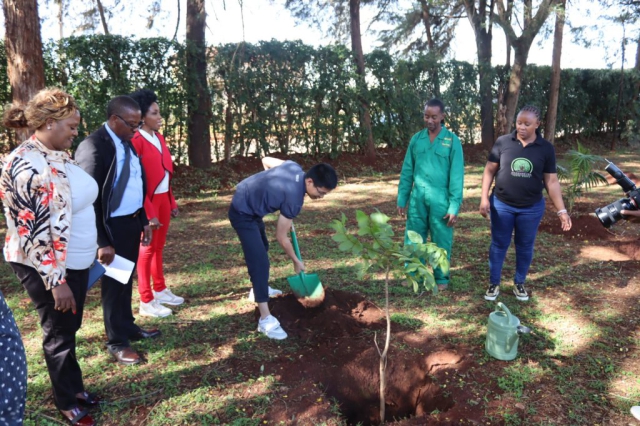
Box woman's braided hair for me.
[518,105,541,120]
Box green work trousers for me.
[404,185,452,284]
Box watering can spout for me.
[517,325,531,334]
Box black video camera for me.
[595,162,640,228]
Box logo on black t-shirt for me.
[510,158,533,178]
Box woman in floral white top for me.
[0,88,100,426]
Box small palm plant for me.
[556,142,608,214]
[331,210,448,423]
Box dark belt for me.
[131,208,142,218]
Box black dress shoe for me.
[77,391,102,407]
[110,347,141,365]
[129,328,162,341]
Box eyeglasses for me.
[114,114,143,130]
[315,184,329,197]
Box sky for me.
[2,0,635,70]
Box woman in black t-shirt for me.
[479,105,571,302]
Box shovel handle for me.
[290,223,303,261]
[290,223,306,279]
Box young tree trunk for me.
[95,0,110,35]
[544,0,566,143]
[349,0,376,162]
[3,0,46,142]
[377,268,391,423]
[186,0,212,168]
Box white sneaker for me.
[631,406,640,420]
[247,286,283,302]
[257,315,288,340]
[153,288,184,306]
[139,299,172,317]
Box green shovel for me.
[286,223,325,307]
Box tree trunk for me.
[505,0,513,66]
[95,0,109,35]
[224,91,233,162]
[478,31,495,148]
[419,0,441,97]
[186,0,212,168]
[544,0,565,143]
[612,26,626,151]
[504,43,531,132]
[464,0,495,149]
[57,0,64,39]
[3,0,46,142]
[632,37,640,103]
[495,0,556,132]
[349,0,376,162]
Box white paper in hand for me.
[103,255,135,284]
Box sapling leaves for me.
[407,230,423,245]
[332,210,449,294]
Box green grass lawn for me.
[1,149,639,425]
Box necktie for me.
[110,141,131,212]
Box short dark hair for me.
[106,95,140,119]
[305,163,338,190]
[425,98,445,113]
[128,89,158,118]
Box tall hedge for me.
[0,35,637,162]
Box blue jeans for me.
[489,195,545,285]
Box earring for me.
[47,126,51,130]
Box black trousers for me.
[228,206,271,303]
[10,262,88,411]
[102,214,144,352]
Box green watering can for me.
[485,302,531,361]
[286,223,325,307]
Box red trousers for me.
[137,192,171,303]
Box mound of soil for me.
[258,289,491,425]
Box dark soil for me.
[538,211,613,240]
[256,289,500,425]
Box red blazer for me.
[131,131,178,220]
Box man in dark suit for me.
[76,96,159,366]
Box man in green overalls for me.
[397,98,464,291]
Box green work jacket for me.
[397,126,464,215]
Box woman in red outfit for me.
[129,89,184,317]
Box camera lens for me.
[595,198,633,228]
[595,206,616,228]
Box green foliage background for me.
[1,35,638,162]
